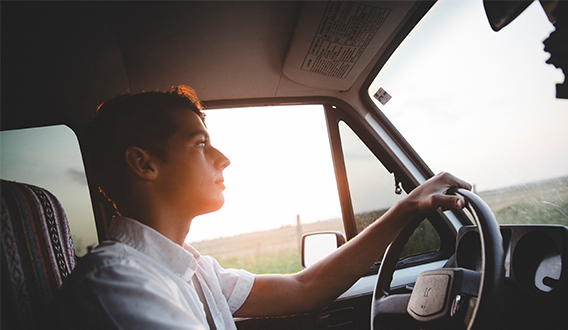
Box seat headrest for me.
[1,180,76,329]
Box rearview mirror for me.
[483,0,532,31]
[301,231,346,268]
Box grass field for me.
[191,219,343,274]
[477,176,568,226]
[191,176,568,274]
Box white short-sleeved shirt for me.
[53,217,255,330]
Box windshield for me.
[369,0,567,227]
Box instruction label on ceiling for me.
[300,2,391,79]
[373,87,392,105]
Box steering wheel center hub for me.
[408,273,450,317]
[407,268,481,327]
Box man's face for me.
[153,110,230,219]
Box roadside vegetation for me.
[191,219,343,274]
[478,176,568,227]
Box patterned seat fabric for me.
[1,180,76,330]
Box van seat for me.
[1,180,76,329]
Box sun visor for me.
[283,1,416,91]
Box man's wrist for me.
[397,196,420,215]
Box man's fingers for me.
[436,172,473,191]
[452,196,466,209]
[434,194,466,211]
[412,172,472,213]
[453,176,473,191]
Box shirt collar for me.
[107,216,198,281]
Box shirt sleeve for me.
[199,256,255,314]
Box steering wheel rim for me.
[371,188,504,330]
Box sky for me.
[1,0,566,246]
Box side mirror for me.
[301,231,346,268]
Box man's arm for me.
[234,172,472,317]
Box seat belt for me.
[192,276,217,330]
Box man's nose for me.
[213,147,230,170]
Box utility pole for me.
[296,214,302,251]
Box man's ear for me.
[124,146,159,180]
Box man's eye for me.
[196,140,207,147]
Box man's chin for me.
[206,198,225,214]
[190,195,225,217]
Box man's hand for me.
[404,172,473,216]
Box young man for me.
[53,86,471,329]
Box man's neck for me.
[120,207,192,246]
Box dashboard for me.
[455,225,567,329]
[457,225,566,294]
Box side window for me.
[0,125,98,257]
[338,121,440,260]
[187,105,343,274]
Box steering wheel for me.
[371,188,504,330]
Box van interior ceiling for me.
[1,1,432,132]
